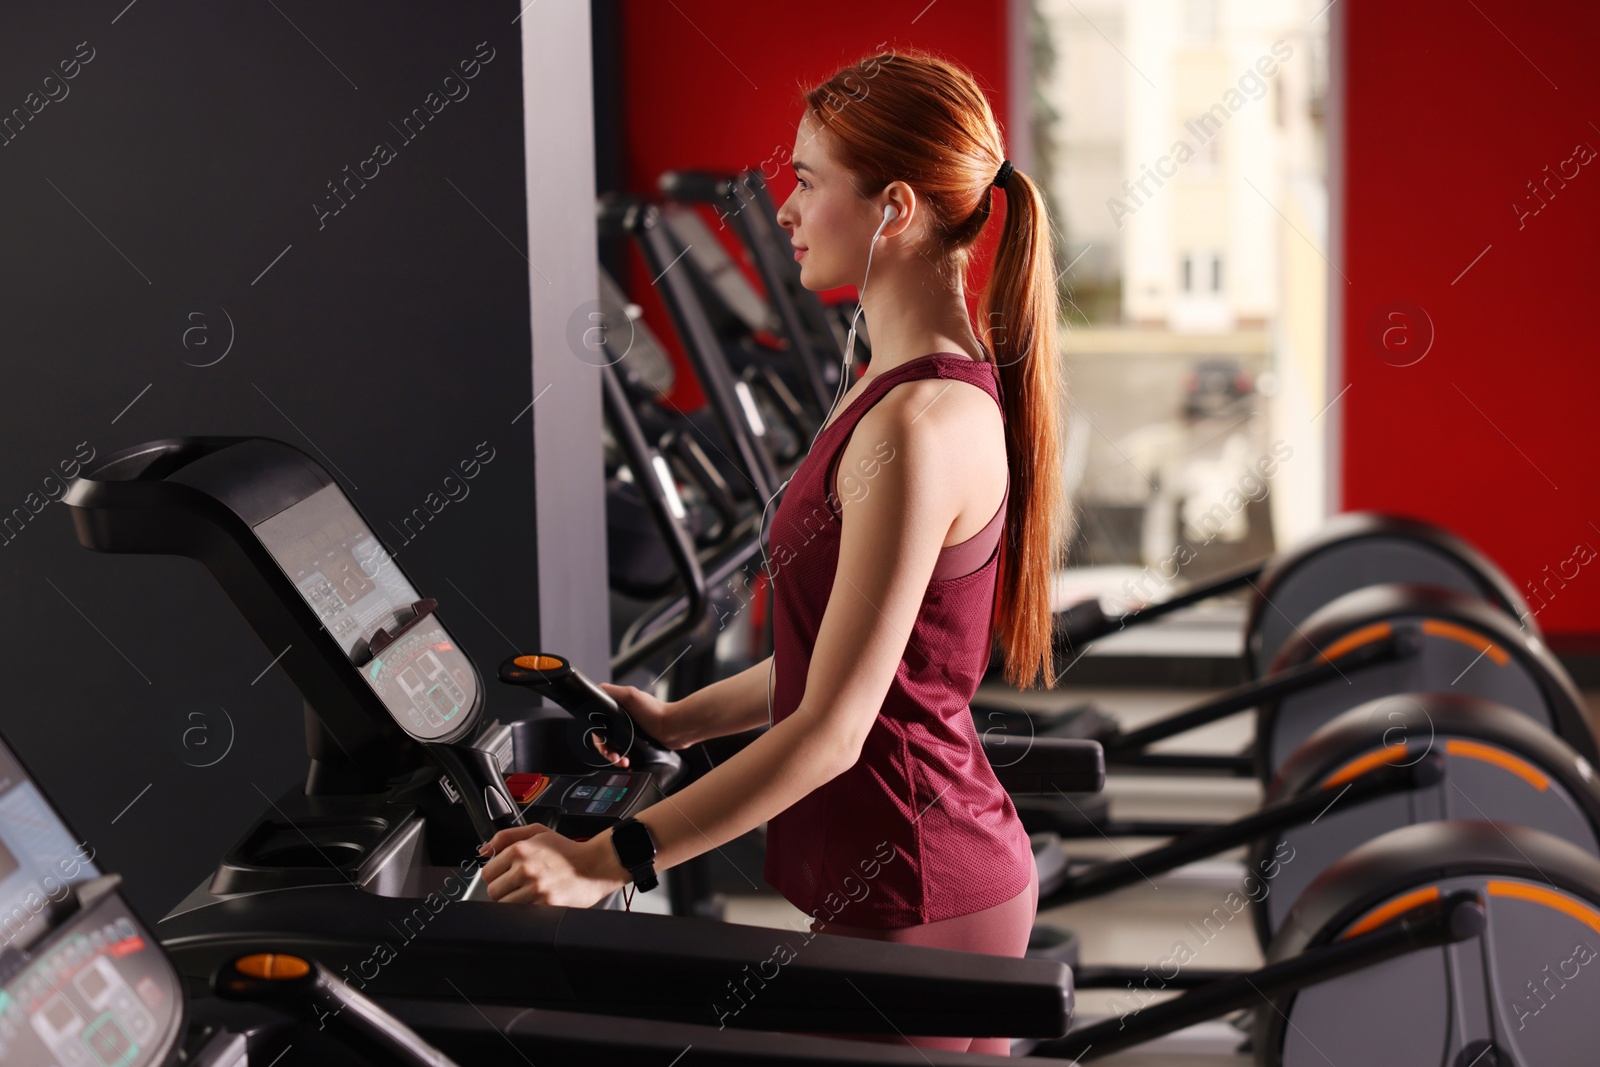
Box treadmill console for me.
[362,620,472,743]
[0,893,184,1067]
[505,770,662,823]
[0,742,184,1067]
[255,483,480,744]
[0,742,100,934]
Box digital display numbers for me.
[362,623,477,741]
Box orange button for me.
[514,654,564,671]
[507,773,548,803]
[235,953,311,980]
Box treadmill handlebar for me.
[1053,597,1115,650]
[500,653,683,775]
[426,742,526,842]
[214,953,461,1067]
[1052,558,1270,652]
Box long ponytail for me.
[981,165,1068,689]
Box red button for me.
[506,773,548,803]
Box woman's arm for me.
[482,378,988,903]
[587,657,772,758]
[655,654,776,745]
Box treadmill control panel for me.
[0,738,182,1067]
[363,622,472,742]
[506,771,659,821]
[255,483,481,738]
[0,896,183,1067]
[0,746,99,945]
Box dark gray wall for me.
[0,3,573,918]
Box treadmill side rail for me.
[157,886,1072,1038]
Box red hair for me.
[803,49,1070,689]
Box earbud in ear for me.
[883,204,899,223]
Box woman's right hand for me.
[592,682,694,768]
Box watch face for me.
[612,819,656,866]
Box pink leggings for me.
[806,860,1040,1055]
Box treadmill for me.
[0,718,1108,1064]
[0,723,472,1067]
[60,434,1086,1046]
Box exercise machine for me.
[61,435,1086,1043]
[979,583,1596,793]
[0,722,1133,1065]
[1031,819,1600,1063]
[1043,511,1536,672]
[1249,689,1600,945]
[1030,691,1600,942]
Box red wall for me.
[1342,0,1600,643]
[614,0,1010,409]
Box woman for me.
[480,49,1067,1054]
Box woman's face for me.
[775,115,885,292]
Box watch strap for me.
[611,818,659,893]
[627,860,659,892]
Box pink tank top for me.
[764,352,1034,927]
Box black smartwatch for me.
[609,817,659,892]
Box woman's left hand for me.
[479,824,630,907]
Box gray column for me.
[520,3,610,681]
[1324,0,1346,515]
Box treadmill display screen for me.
[0,737,182,1065]
[255,483,425,661]
[363,621,476,742]
[0,741,99,957]
[254,483,480,734]
[0,890,184,1066]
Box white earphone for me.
[759,200,898,723]
[840,203,896,392]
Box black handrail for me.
[601,363,708,675]
[658,169,837,417]
[600,195,780,501]
[1036,889,1485,1061]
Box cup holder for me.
[211,816,399,895]
[250,841,368,869]
[235,818,391,872]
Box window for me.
[1034,0,1330,574]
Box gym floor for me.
[722,625,1600,1063]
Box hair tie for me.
[992,159,1014,187]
